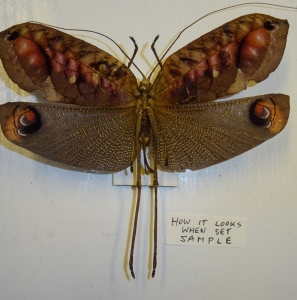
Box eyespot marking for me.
[249,97,288,133]
[14,106,41,137]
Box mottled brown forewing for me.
[0,23,139,107]
[152,14,289,105]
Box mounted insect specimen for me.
[0,13,290,278]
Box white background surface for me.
[0,0,296,299]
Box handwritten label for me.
[166,214,246,247]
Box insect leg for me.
[128,156,142,279]
[152,135,159,278]
[128,111,143,279]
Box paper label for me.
[166,214,246,248]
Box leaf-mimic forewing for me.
[0,23,139,107]
[151,14,289,105]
